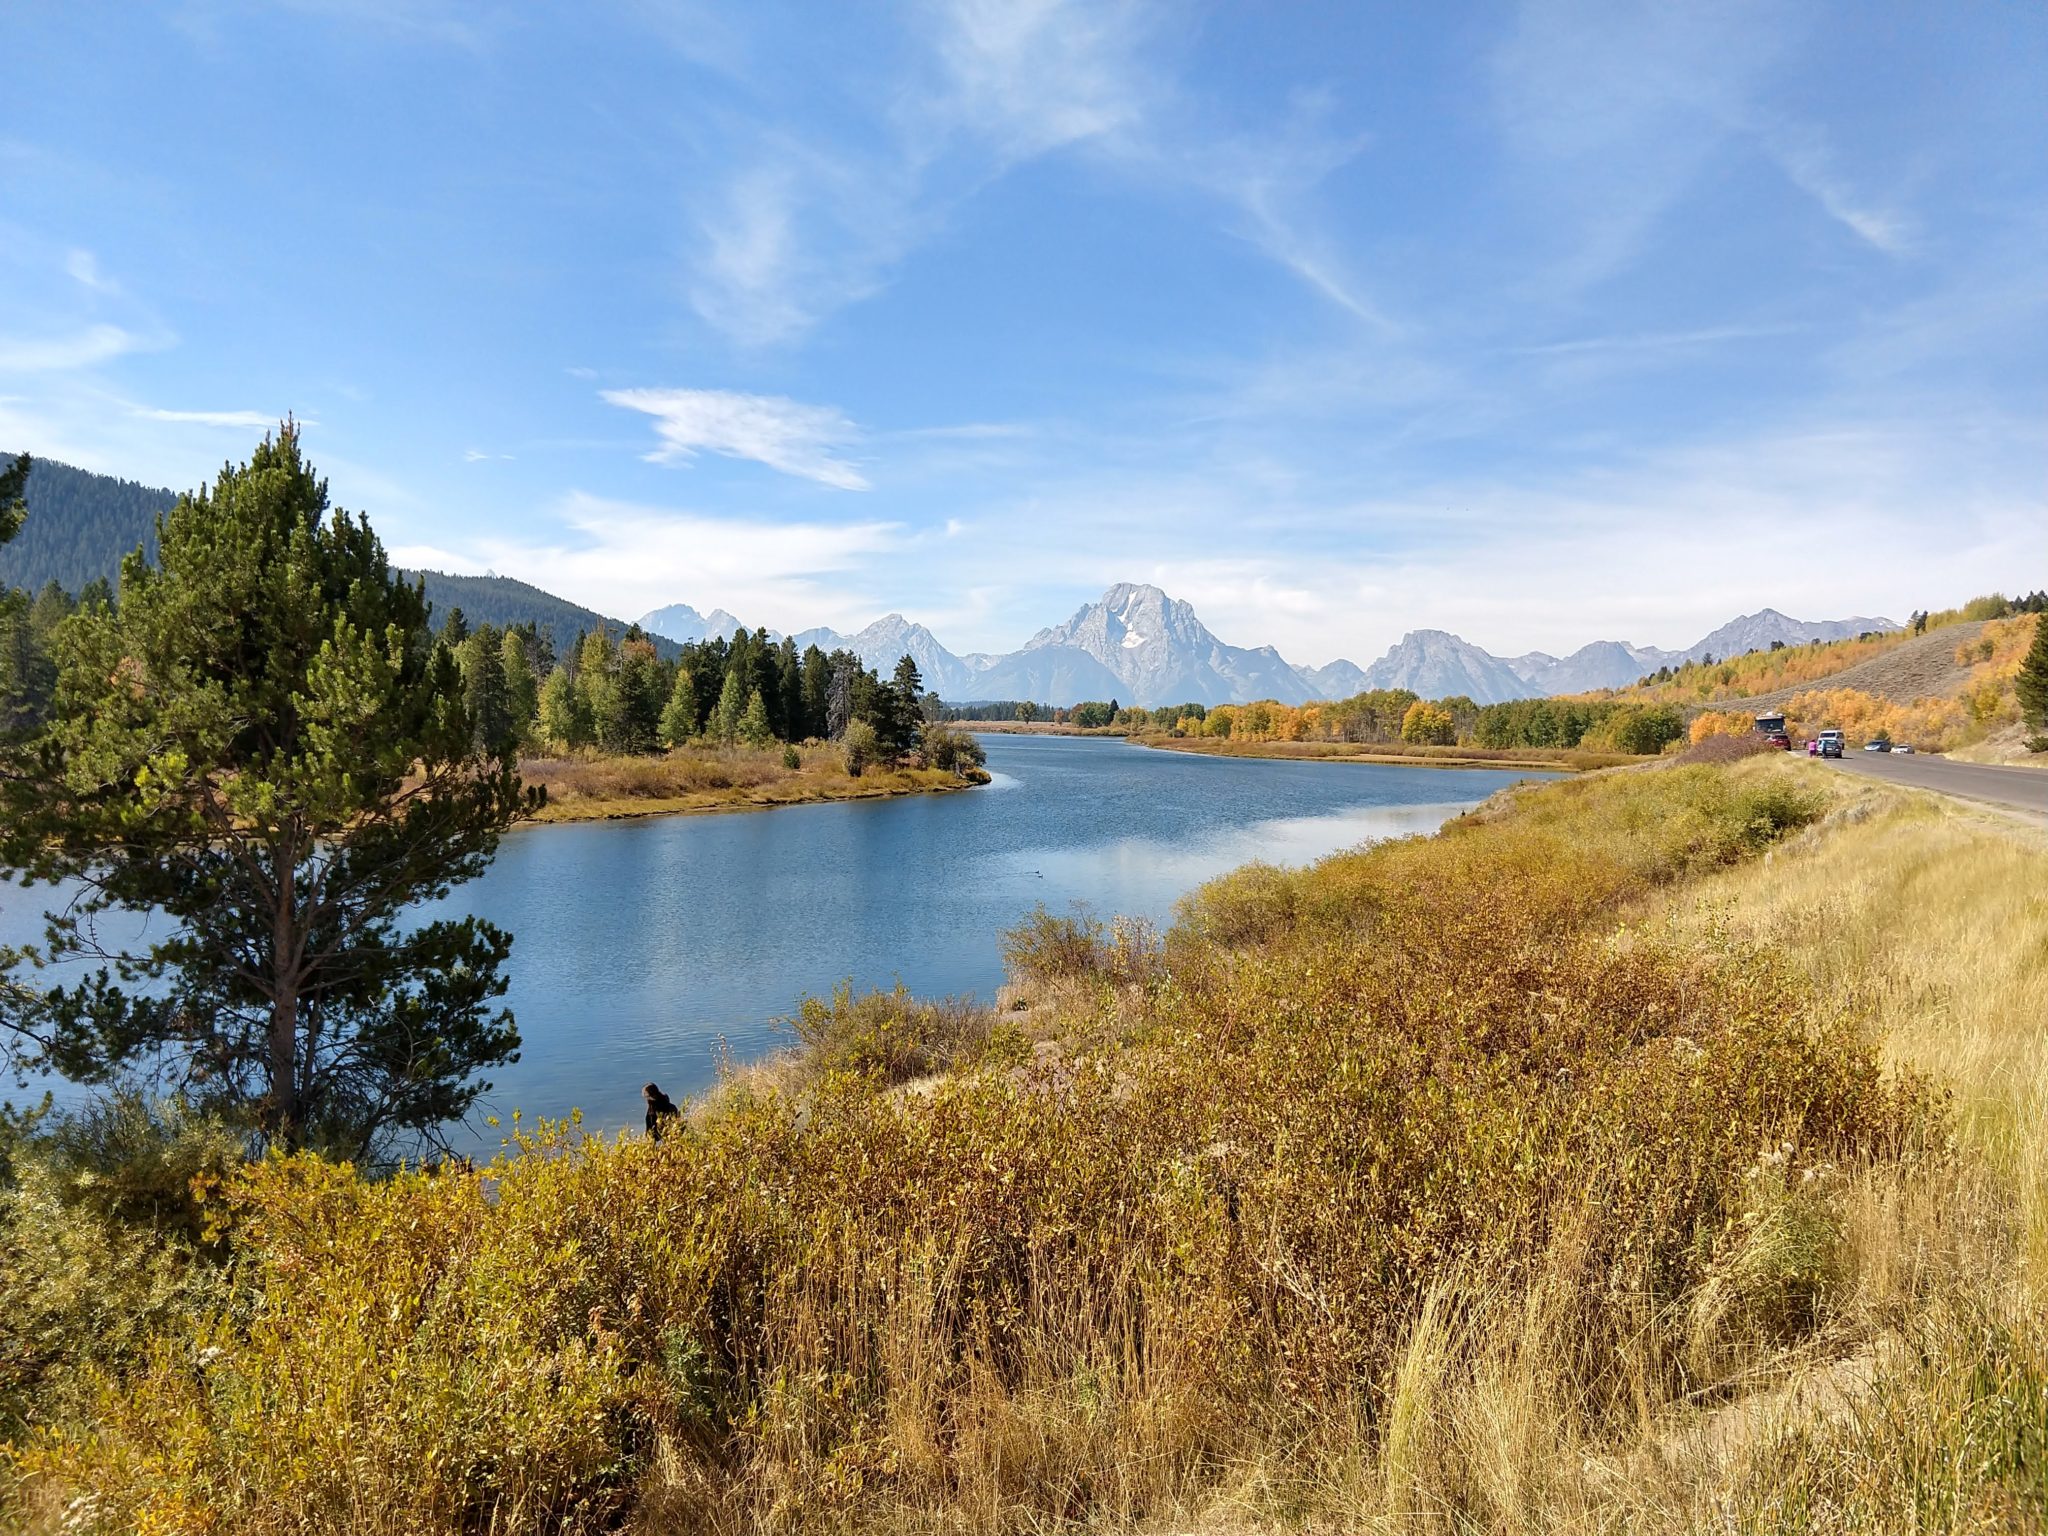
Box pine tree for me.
[538,664,589,749]
[2017,613,2048,730]
[659,667,700,747]
[0,425,537,1157]
[713,667,747,744]
[740,687,773,748]
[0,452,26,547]
[500,629,538,749]
[456,629,516,756]
[616,638,663,753]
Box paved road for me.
[1827,752,2048,818]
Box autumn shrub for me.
[842,718,880,776]
[786,982,1002,1086]
[1681,729,1779,764]
[3,759,1933,1534]
[0,1096,240,1437]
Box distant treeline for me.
[944,688,1687,754]
[444,609,982,773]
[1,578,981,774]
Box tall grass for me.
[9,760,2043,1533]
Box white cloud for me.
[0,324,150,373]
[916,0,1149,160]
[394,491,905,633]
[65,249,118,293]
[602,387,869,489]
[1757,120,1912,254]
[671,0,1385,346]
[133,407,277,428]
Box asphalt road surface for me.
[1828,751,2048,818]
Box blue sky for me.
[5,1,2042,665]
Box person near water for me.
[643,1081,680,1141]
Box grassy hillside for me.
[10,756,2040,1533]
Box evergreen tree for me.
[538,664,589,749]
[0,425,536,1157]
[739,687,773,748]
[0,452,25,547]
[658,667,700,747]
[499,628,538,750]
[800,645,831,739]
[578,629,625,749]
[776,635,801,741]
[826,652,857,739]
[713,667,747,744]
[615,637,664,754]
[456,629,516,756]
[442,605,470,645]
[2018,613,2048,730]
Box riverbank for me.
[954,719,1126,736]
[518,744,988,823]
[15,755,2040,1531]
[1132,731,1635,771]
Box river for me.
[2,736,1556,1151]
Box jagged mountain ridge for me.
[1357,630,1534,705]
[638,585,1898,708]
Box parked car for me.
[1864,740,1890,752]
[1894,744,1915,754]
[1817,730,1845,758]
[1764,731,1792,750]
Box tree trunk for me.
[267,848,301,1148]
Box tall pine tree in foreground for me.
[0,426,540,1159]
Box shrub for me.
[1681,730,1779,764]
[0,1096,241,1436]
[787,983,999,1085]
[781,743,801,770]
[1001,905,1109,982]
[842,718,881,776]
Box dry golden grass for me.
[520,743,984,822]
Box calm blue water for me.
[2,737,1555,1151]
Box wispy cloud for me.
[1756,119,1912,254]
[64,249,119,293]
[1512,324,1800,357]
[1488,0,1787,296]
[669,0,1384,347]
[602,387,869,489]
[0,324,151,372]
[132,406,276,428]
[914,0,1149,160]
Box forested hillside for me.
[0,458,172,593]
[0,456,667,662]
[410,569,677,661]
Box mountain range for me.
[4,456,1897,710]
[639,587,1896,708]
